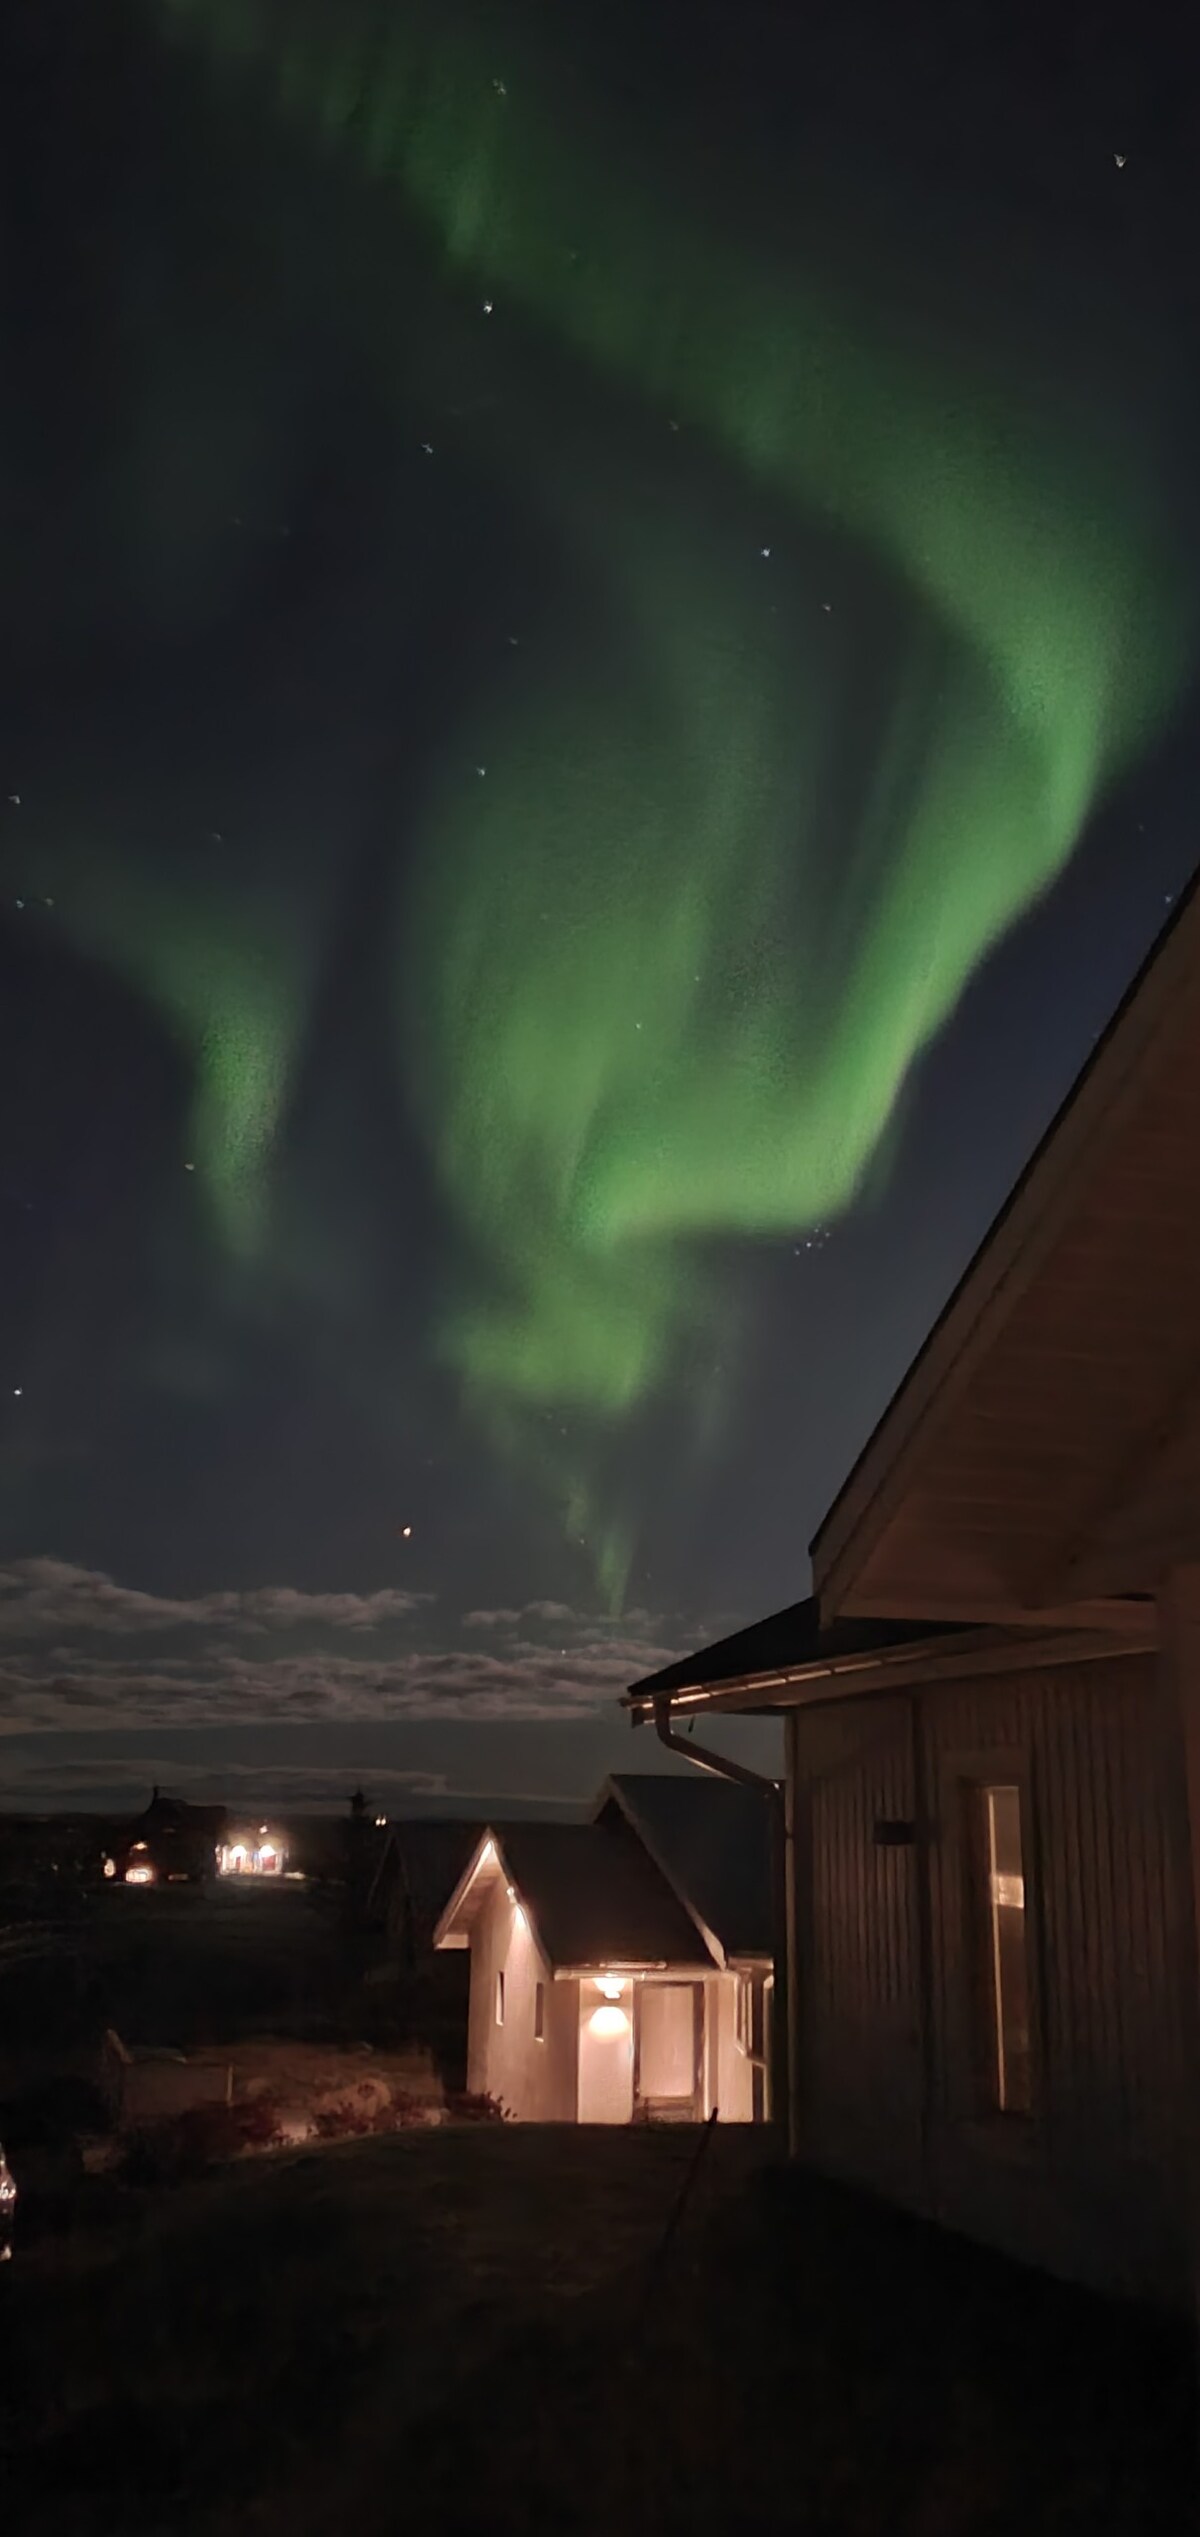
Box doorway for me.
[633,1980,705,2120]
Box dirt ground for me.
[0,2125,1191,2535]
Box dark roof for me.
[810,865,1200,1574]
[600,1775,775,1959]
[391,1819,506,1931]
[628,1595,959,1700]
[495,1821,710,1970]
[129,1793,227,1836]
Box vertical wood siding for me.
[793,1697,925,2206]
[793,1655,1190,2302]
[925,1654,1188,2300]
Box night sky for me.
[2,0,1197,1812]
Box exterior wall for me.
[465,1882,577,2120]
[789,1653,1191,2304]
[788,1696,926,2205]
[710,1972,757,2122]
[577,1978,634,2122]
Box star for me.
[493,77,507,97]
[421,442,434,455]
[482,299,494,316]
[476,765,487,778]
[760,546,771,559]
[400,1524,413,1539]
[1114,152,1127,168]
[7,794,19,807]
[184,1162,196,1172]
[12,1388,22,1399]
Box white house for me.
[433,1775,775,2124]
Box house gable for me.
[810,874,1200,1630]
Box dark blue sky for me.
[0,0,1195,1808]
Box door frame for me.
[632,1979,706,2120]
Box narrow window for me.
[495,1968,505,2027]
[973,1785,1031,2113]
[533,1980,545,2042]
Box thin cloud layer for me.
[0,1559,683,1735]
[0,1561,430,1637]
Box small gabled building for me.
[627,875,1200,2309]
[433,1782,775,2124]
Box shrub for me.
[122,2094,283,2184]
[444,2089,509,2124]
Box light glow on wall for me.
[589,2005,630,2039]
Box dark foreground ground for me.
[0,2124,1191,2535]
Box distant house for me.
[216,1827,286,1878]
[104,1791,227,1887]
[627,875,1200,2310]
[433,1776,775,2123]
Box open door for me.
[633,1980,705,2121]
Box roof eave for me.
[626,1620,1152,1719]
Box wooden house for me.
[433,1775,775,2123]
[103,1791,227,1887]
[628,877,1200,2311]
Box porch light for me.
[589,2005,629,2039]
[597,1976,625,2001]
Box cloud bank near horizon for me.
[0,1558,684,1738]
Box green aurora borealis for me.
[18,0,1192,1599]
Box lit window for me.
[533,1981,545,2042]
[495,1969,505,2027]
[972,1785,1031,2114]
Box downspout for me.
[652,1694,776,1793]
[652,1697,790,2135]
